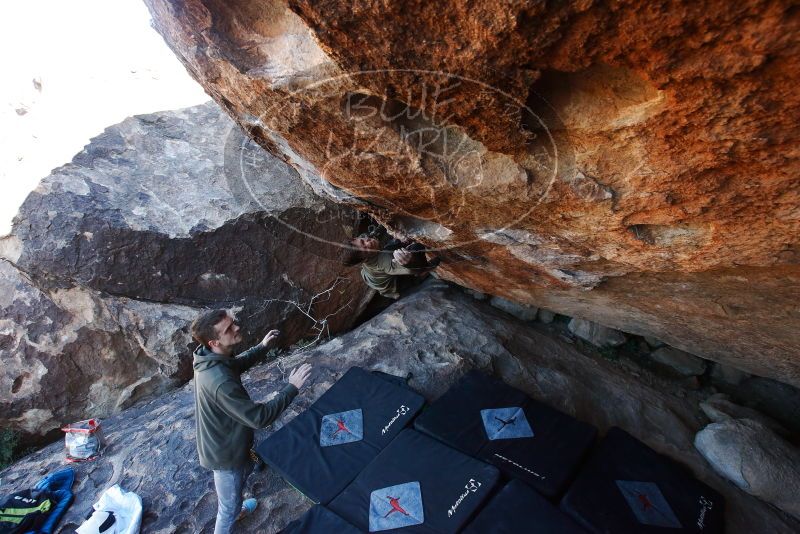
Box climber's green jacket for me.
[193,343,297,470]
[361,251,429,299]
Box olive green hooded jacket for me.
[193,343,297,470]
[361,251,428,299]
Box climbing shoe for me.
[237,498,257,521]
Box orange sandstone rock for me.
[143,0,800,385]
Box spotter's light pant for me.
[212,462,251,534]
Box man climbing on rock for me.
[191,310,312,534]
[342,226,440,299]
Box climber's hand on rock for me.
[288,363,312,390]
[260,329,280,348]
[393,248,414,266]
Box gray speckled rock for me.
[4,102,369,338]
[0,259,196,440]
[567,317,627,347]
[0,102,372,440]
[651,346,708,376]
[0,282,796,533]
[695,418,800,520]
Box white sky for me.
[0,0,209,235]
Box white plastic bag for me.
[76,484,142,534]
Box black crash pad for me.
[329,429,500,533]
[257,367,425,504]
[560,427,725,534]
[463,479,586,534]
[279,505,362,534]
[413,370,597,497]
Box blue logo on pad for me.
[369,481,424,532]
[616,480,682,529]
[320,409,363,447]
[481,407,534,440]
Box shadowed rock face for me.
[1,282,797,533]
[142,0,800,386]
[6,103,368,325]
[0,102,372,439]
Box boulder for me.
[710,362,751,386]
[489,295,538,321]
[568,317,626,348]
[1,282,796,533]
[0,102,372,439]
[144,0,800,387]
[695,419,800,520]
[0,259,195,440]
[537,308,556,324]
[700,394,787,436]
[644,336,665,349]
[650,346,708,376]
[724,377,800,436]
[462,288,487,300]
[5,103,370,344]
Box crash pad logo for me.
[480,407,534,440]
[447,478,482,518]
[381,404,411,435]
[368,481,424,532]
[616,480,682,529]
[320,409,363,447]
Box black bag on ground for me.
[560,427,725,534]
[463,479,587,533]
[329,429,500,534]
[0,489,52,534]
[278,505,361,534]
[414,370,597,498]
[256,367,425,504]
